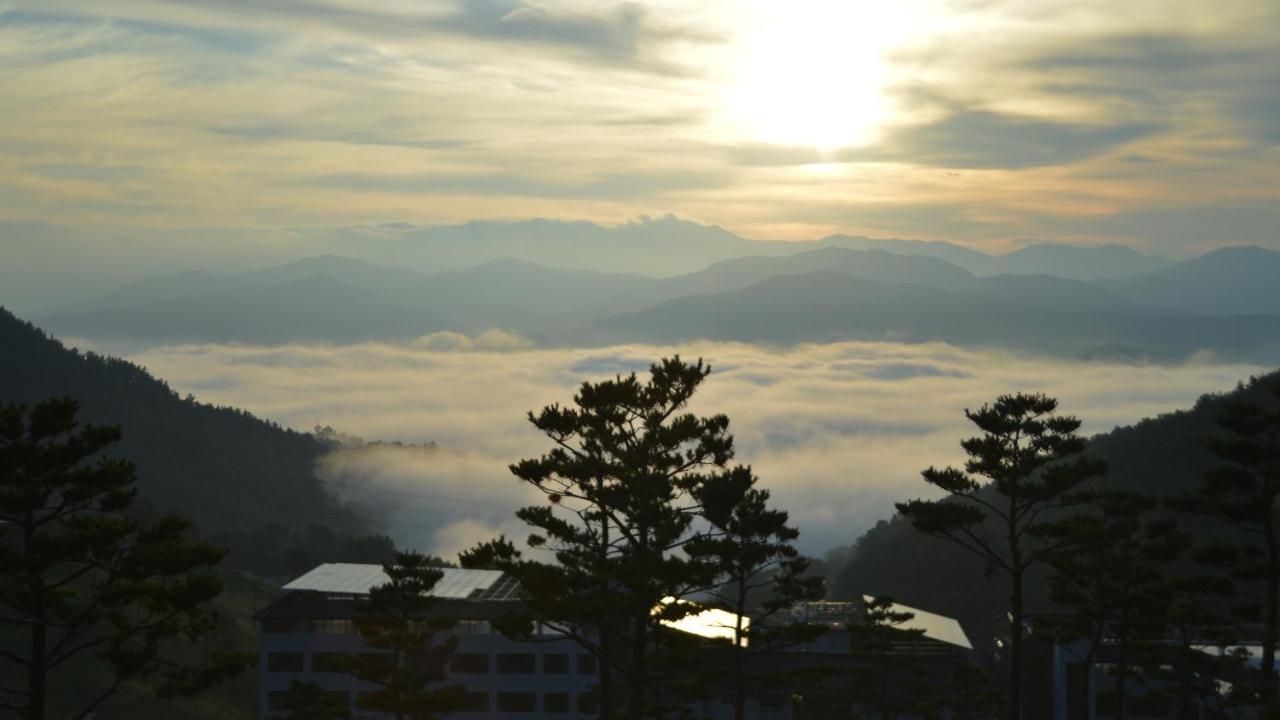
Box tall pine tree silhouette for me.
[896,392,1104,720]
[0,397,246,720]
[1169,382,1280,715]
[687,467,824,720]
[334,551,463,720]
[465,356,739,719]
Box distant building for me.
[1015,612,1256,720]
[257,563,594,718]
[257,564,980,719]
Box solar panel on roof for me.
[863,595,972,650]
[282,563,508,599]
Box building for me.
[257,564,981,719]
[258,563,599,718]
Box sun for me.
[720,1,916,154]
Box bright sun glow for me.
[722,1,919,153]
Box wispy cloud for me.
[1,0,1277,250]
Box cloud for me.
[2,0,1278,250]
[875,111,1158,169]
[730,111,1158,169]
[126,337,1269,558]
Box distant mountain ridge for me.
[38,247,995,343]
[328,215,1178,280]
[586,268,1280,362]
[36,241,1280,361]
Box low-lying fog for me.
[126,335,1266,559]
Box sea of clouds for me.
[126,336,1268,559]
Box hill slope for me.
[832,369,1280,644]
[0,306,355,535]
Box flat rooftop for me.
[282,563,520,601]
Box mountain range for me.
[327,216,1177,279]
[34,235,1280,363]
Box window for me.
[314,619,355,634]
[454,620,491,634]
[311,652,348,673]
[450,653,489,674]
[544,692,571,712]
[497,692,537,712]
[457,692,490,712]
[266,652,304,672]
[261,619,309,634]
[497,653,536,674]
[268,690,347,712]
[543,653,569,674]
[577,654,597,674]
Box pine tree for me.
[0,397,247,720]
[686,467,825,720]
[469,356,736,718]
[335,551,463,720]
[1033,490,1188,720]
[895,392,1105,720]
[1168,382,1280,715]
[848,597,933,719]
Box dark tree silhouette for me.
[848,597,934,719]
[895,392,1105,720]
[466,356,738,719]
[1168,382,1280,715]
[686,467,825,720]
[334,551,463,720]
[1137,576,1249,718]
[1034,490,1188,720]
[0,398,247,720]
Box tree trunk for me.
[1115,635,1128,720]
[599,508,613,720]
[733,584,746,720]
[629,611,648,720]
[1265,515,1279,718]
[26,520,47,720]
[1008,499,1024,720]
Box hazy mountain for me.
[661,246,978,295]
[41,255,676,343]
[586,270,1280,361]
[1106,245,1280,315]
[40,242,1280,354]
[818,234,995,272]
[43,265,456,344]
[832,368,1280,647]
[822,234,1173,280]
[335,214,800,277]
[41,249,988,345]
[995,242,1172,279]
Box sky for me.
[3,0,1279,257]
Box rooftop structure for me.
[282,563,517,600]
[864,595,973,650]
[258,564,980,719]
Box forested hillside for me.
[833,368,1280,646]
[0,307,391,575]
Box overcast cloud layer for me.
[124,337,1268,558]
[3,0,1278,261]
